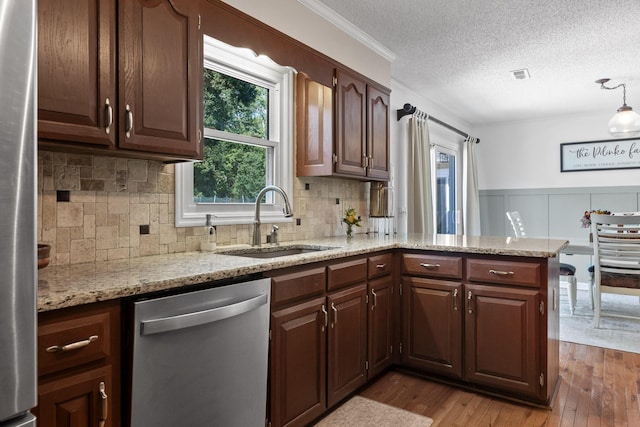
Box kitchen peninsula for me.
[36,234,567,426]
[38,234,566,311]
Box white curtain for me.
[463,136,481,235]
[407,113,434,234]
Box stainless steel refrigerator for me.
[0,1,38,426]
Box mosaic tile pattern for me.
[37,151,369,265]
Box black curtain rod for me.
[396,103,479,144]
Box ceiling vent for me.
[510,69,531,80]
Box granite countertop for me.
[37,234,568,312]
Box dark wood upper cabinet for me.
[334,69,367,178]
[38,0,117,148]
[296,73,333,177]
[118,0,201,158]
[366,84,390,180]
[37,0,202,161]
[296,69,390,181]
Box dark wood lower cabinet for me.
[35,300,120,427]
[400,253,557,405]
[37,366,112,427]
[402,277,463,379]
[367,276,393,379]
[326,284,368,407]
[270,297,327,427]
[268,254,393,427]
[464,283,541,398]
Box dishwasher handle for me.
[140,293,268,336]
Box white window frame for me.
[175,36,294,227]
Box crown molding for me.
[298,0,396,62]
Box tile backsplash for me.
[38,151,369,265]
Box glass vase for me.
[346,223,353,240]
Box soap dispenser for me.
[201,214,217,252]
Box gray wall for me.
[480,186,640,239]
[480,185,640,283]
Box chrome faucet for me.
[252,185,293,246]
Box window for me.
[175,36,294,227]
[432,143,462,234]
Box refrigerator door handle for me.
[140,293,268,336]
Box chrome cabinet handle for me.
[125,104,133,138]
[489,269,514,276]
[98,381,108,427]
[46,335,98,353]
[420,263,440,270]
[321,304,328,331]
[453,288,458,311]
[376,264,386,269]
[467,291,473,314]
[104,98,113,134]
[371,289,377,310]
[331,302,338,328]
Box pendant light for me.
[596,78,640,137]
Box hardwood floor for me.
[359,341,640,426]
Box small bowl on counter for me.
[38,243,51,269]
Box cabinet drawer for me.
[270,266,326,307]
[327,258,367,291]
[368,253,393,279]
[401,253,462,279]
[466,258,541,288]
[38,306,114,377]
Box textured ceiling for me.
[315,0,640,125]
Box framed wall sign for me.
[560,137,640,172]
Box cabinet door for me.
[327,284,368,407]
[368,276,393,379]
[296,73,333,177]
[38,0,117,147]
[334,69,366,177]
[402,277,463,378]
[119,0,201,158]
[366,84,390,180]
[37,366,113,427]
[270,297,327,427]
[464,283,541,398]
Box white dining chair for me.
[590,213,640,328]
[506,211,579,314]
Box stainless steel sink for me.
[218,245,335,259]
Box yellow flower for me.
[342,207,361,227]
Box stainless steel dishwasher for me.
[130,277,271,426]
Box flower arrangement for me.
[581,210,611,228]
[342,207,361,238]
